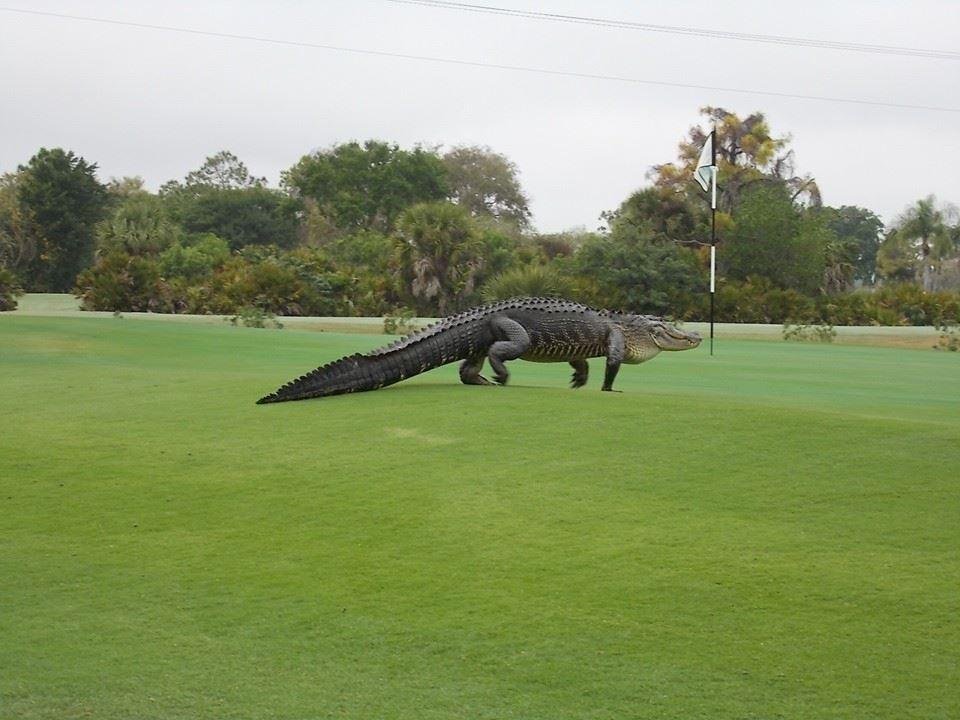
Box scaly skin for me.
[256,297,701,404]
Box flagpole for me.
[693,126,718,356]
[709,128,716,357]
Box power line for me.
[387,0,960,61]
[2,6,958,114]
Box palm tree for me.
[896,196,949,292]
[396,202,484,315]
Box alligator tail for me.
[257,322,480,404]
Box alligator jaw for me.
[652,325,701,351]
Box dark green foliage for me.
[480,264,575,302]
[202,248,341,317]
[602,186,708,248]
[74,252,164,312]
[158,234,231,282]
[564,229,704,316]
[712,279,960,326]
[16,148,108,291]
[171,187,300,250]
[396,201,486,315]
[818,205,884,284]
[96,191,182,256]
[713,277,815,324]
[871,283,960,326]
[283,141,448,234]
[724,184,829,294]
[0,267,23,311]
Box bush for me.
[158,234,230,281]
[0,267,23,311]
[873,284,960,326]
[935,320,959,351]
[713,277,814,324]
[74,251,168,312]
[480,264,575,302]
[704,280,960,327]
[227,306,283,329]
[783,322,836,343]
[383,307,421,335]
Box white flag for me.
[693,131,715,193]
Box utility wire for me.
[387,0,960,61]
[2,6,958,114]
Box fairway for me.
[1,315,958,719]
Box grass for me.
[1,314,958,719]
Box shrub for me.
[74,251,167,312]
[934,320,959,351]
[714,277,815,324]
[158,234,231,281]
[227,306,283,329]
[0,267,23,311]
[783,322,836,343]
[480,264,575,302]
[383,307,420,335]
[873,284,960,326]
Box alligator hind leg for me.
[569,359,589,389]
[459,356,492,385]
[487,316,531,385]
[602,327,625,392]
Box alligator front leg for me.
[459,355,492,385]
[569,359,589,389]
[487,316,532,385]
[602,327,625,392]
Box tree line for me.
[2,107,959,324]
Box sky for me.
[1,0,958,233]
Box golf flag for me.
[693,131,716,208]
[694,129,718,355]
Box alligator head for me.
[621,316,701,363]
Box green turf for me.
[1,315,958,719]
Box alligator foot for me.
[465,374,493,386]
[459,357,493,385]
[569,360,588,389]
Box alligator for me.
[257,297,701,404]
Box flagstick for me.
[709,128,717,357]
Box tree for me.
[395,202,485,315]
[723,184,829,295]
[442,146,531,228]
[891,196,954,292]
[563,215,704,316]
[652,107,820,211]
[161,150,265,193]
[876,229,917,284]
[176,187,299,250]
[601,186,708,248]
[16,148,108,291]
[0,172,44,278]
[161,152,299,250]
[282,141,448,234]
[96,191,183,257]
[817,206,884,285]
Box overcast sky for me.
[2,1,958,233]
